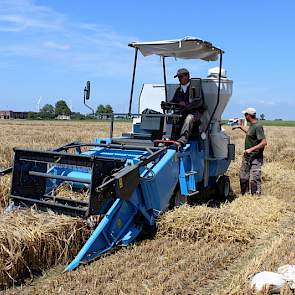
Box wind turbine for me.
[69,99,73,112]
[37,96,42,112]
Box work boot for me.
[174,141,182,151]
[240,179,249,195]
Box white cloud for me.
[0,0,209,82]
[0,15,25,32]
[0,0,137,77]
[43,41,71,51]
[0,0,64,32]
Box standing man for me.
[233,107,267,195]
[171,68,204,148]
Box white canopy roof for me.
[129,37,222,61]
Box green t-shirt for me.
[245,121,265,156]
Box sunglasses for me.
[178,75,187,79]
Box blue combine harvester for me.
[1,37,235,271]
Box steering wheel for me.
[161,101,184,111]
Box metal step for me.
[185,171,198,176]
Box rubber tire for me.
[216,175,230,200]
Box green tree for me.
[39,104,55,119]
[55,100,71,116]
[104,104,113,114]
[96,104,105,119]
[71,112,85,120]
[86,114,96,120]
[28,112,39,120]
[96,104,113,119]
[96,104,105,114]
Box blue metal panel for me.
[66,171,91,182]
[189,143,205,184]
[65,198,123,271]
[140,149,178,212]
[45,165,91,190]
[65,195,146,271]
[178,141,205,195]
[177,140,232,193]
[95,138,112,144]
[83,145,149,164]
[179,157,189,195]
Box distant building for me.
[227,118,246,126]
[0,110,13,119]
[0,110,29,119]
[56,115,71,120]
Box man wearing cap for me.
[171,68,204,147]
[233,107,267,195]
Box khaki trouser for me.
[239,154,263,195]
[177,112,201,146]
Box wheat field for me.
[0,120,295,294]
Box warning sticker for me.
[118,177,124,188]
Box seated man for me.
[171,68,204,148]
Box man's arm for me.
[245,125,267,154]
[232,125,248,133]
[245,138,267,154]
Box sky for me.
[0,0,294,119]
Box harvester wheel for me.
[216,175,230,200]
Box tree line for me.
[95,104,113,119]
[28,100,114,120]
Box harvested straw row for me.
[219,235,295,295]
[0,209,89,289]
[11,194,291,295]
[156,205,255,244]
[200,196,294,295]
[13,238,245,295]
[262,162,295,197]
[156,195,286,245]
[226,194,288,227]
[0,175,10,211]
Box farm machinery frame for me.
[1,37,234,271]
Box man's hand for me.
[179,101,186,107]
[244,148,253,155]
[244,139,267,156]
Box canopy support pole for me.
[205,52,223,132]
[162,57,168,102]
[128,48,139,114]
